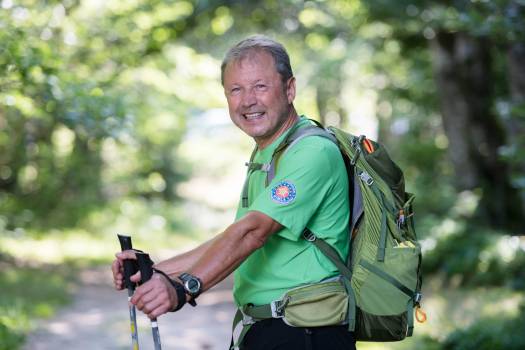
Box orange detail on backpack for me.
[415,306,427,323]
[363,138,374,154]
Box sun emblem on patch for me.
[271,181,297,204]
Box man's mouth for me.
[243,112,265,120]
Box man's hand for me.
[131,273,178,319]
[111,250,141,290]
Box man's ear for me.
[286,77,296,104]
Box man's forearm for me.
[187,211,282,293]
[153,236,218,276]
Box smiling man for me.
[112,35,354,350]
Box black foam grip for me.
[117,234,137,289]
[118,234,133,250]
[136,252,154,284]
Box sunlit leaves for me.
[211,6,233,35]
[299,7,334,28]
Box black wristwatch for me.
[178,272,203,306]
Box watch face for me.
[180,273,201,296]
[186,279,200,293]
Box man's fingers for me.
[116,250,137,261]
[130,271,142,283]
[112,250,140,291]
[111,258,120,272]
[148,304,170,320]
[141,292,163,314]
[111,259,125,290]
[130,280,154,305]
[139,288,159,305]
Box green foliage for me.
[0,0,197,229]
[0,253,73,350]
[1,1,525,348]
[443,302,525,350]
[0,323,24,350]
[423,225,525,290]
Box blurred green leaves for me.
[443,302,525,350]
[1,1,525,348]
[0,254,73,350]
[0,0,206,228]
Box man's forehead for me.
[227,49,276,71]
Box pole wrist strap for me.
[152,268,187,312]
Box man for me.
[112,35,355,349]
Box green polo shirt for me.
[233,116,350,307]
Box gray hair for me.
[221,35,293,85]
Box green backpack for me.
[321,126,423,341]
[237,119,424,342]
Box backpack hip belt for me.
[230,277,349,350]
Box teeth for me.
[244,112,264,120]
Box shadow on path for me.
[24,267,235,350]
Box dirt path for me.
[23,267,236,350]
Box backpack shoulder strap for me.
[241,120,339,208]
[267,122,337,184]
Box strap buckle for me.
[270,297,290,318]
[351,135,364,148]
[241,312,255,326]
[414,292,422,304]
[245,162,270,172]
[358,170,374,186]
[302,229,316,242]
[270,301,284,318]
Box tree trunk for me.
[506,41,525,219]
[430,31,523,231]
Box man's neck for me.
[256,109,299,150]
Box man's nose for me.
[241,88,257,108]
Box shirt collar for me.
[256,115,309,159]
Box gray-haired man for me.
[112,35,355,349]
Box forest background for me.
[1,0,524,349]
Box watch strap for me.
[152,268,186,312]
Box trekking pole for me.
[136,252,162,350]
[117,234,140,350]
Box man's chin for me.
[239,123,267,137]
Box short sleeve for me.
[249,137,342,241]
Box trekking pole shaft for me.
[136,252,162,350]
[151,318,162,350]
[118,234,140,350]
[128,289,140,350]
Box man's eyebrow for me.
[250,79,269,86]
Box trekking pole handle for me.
[118,234,137,290]
[136,252,154,283]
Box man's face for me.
[223,50,296,147]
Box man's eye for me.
[255,84,266,91]
[230,87,240,95]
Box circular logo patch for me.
[271,181,297,204]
